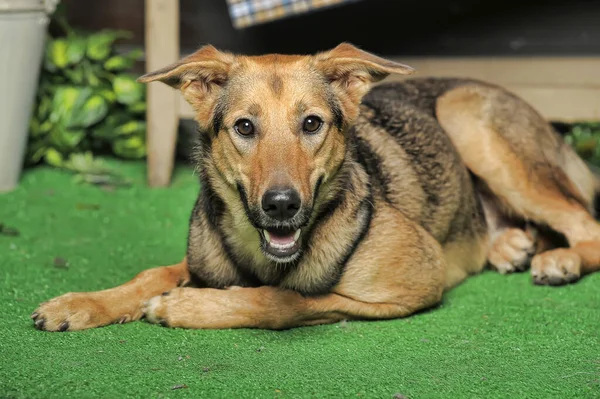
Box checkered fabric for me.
[226,0,362,29]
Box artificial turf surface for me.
[1,160,599,399]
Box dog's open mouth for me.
[260,228,302,260]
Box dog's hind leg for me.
[436,83,600,285]
[31,258,190,331]
[530,241,600,285]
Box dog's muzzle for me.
[258,187,304,260]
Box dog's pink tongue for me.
[269,232,295,246]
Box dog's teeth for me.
[294,230,301,241]
[264,230,271,243]
[272,242,294,249]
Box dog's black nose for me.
[261,188,301,221]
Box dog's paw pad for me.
[488,228,536,274]
[531,249,581,286]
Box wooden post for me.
[144,0,180,187]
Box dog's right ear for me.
[137,45,234,119]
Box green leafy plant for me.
[564,122,600,167]
[28,11,146,185]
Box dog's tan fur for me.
[32,44,600,332]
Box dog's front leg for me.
[32,258,190,331]
[143,285,419,330]
[144,207,450,330]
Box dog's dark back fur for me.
[358,79,486,243]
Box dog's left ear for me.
[315,43,414,119]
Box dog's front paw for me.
[531,248,581,285]
[32,292,127,332]
[143,290,179,327]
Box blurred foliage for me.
[27,6,146,186]
[564,122,600,168]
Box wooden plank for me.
[502,87,600,122]
[390,57,600,88]
[177,57,600,122]
[385,57,600,122]
[145,0,180,187]
[179,95,194,119]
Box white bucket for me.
[0,0,59,192]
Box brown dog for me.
[32,43,600,332]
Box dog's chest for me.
[221,213,285,283]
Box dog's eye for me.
[234,119,254,136]
[302,116,323,134]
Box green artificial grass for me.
[1,160,599,399]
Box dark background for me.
[63,0,600,57]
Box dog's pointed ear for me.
[315,43,414,119]
[137,45,234,118]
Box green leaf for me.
[63,152,111,174]
[114,120,146,136]
[98,89,117,104]
[84,63,102,87]
[50,86,91,125]
[37,95,53,121]
[64,67,85,85]
[62,153,133,187]
[90,65,116,83]
[112,136,146,159]
[128,101,147,115]
[39,120,53,134]
[45,39,69,71]
[124,48,144,61]
[66,36,87,64]
[47,74,67,86]
[50,127,86,151]
[44,148,64,167]
[104,55,134,71]
[29,118,42,137]
[68,94,109,128]
[86,30,131,61]
[112,74,145,105]
[92,111,130,140]
[29,145,48,164]
[103,48,143,71]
